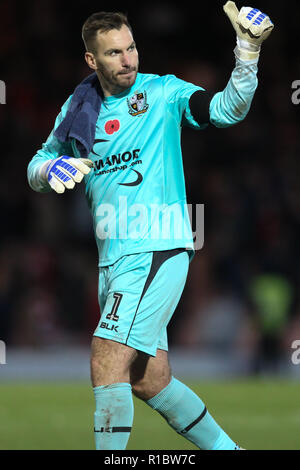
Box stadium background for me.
[0,0,300,449]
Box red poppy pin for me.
[105,119,120,135]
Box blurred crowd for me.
[1,0,300,374]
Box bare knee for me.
[131,368,171,401]
[131,350,172,401]
[90,337,138,387]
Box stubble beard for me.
[96,60,139,96]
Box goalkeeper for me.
[27,2,273,450]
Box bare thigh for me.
[90,336,138,387]
[90,336,172,399]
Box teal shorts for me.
[94,248,189,356]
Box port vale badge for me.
[127,91,149,116]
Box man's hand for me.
[40,155,93,194]
[223,1,274,60]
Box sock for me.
[146,376,239,450]
[93,382,134,450]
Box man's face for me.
[86,25,139,96]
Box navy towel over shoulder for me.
[54,72,102,158]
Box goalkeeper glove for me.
[40,155,93,194]
[223,1,274,60]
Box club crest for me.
[127,91,149,116]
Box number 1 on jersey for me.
[106,293,123,321]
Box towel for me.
[54,72,102,157]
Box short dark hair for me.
[82,11,132,53]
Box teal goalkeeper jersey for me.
[28,57,258,266]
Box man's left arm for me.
[208,50,259,127]
[190,2,274,128]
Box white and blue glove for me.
[223,1,274,60]
[40,155,93,194]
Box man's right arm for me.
[27,96,74,193]
[28,95,93,194]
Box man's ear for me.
[85,52,97,70]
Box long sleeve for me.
[27,96,73,193]
[209,51,259,128]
